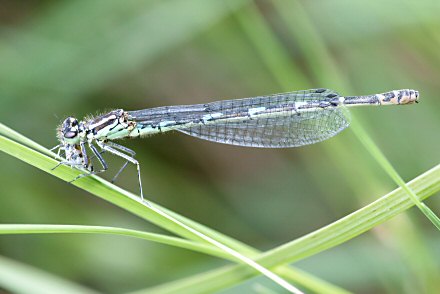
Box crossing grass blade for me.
[0,125,312,294]
[0,224,227,259]
[139,163,440,294]
[1,122,439,293]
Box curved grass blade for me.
[137,163,440,294]
[0,128,303,294]
[347,111,440,230]
[2,122,438,293]
[0,224,227,259]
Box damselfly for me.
[52,88,419,200]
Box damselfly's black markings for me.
[326,93,338,98]
[397,91,403,103]
[381,92,395,102]
[318,101,331,108]
[53,89,419,201]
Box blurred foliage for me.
[0,0,439,293]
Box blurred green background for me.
[0,0,439,293]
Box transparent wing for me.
[176,108,349,148]
[176,89,349,148]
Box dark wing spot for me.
[326,93,338,98]
[315,88,327,93]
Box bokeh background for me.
[0,0,439,293]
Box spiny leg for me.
[80,141,89,168]
[50,144,66,164]
[112,161,129,183]
[87,143,136,183]
[87,149,106,162]
[50,144,62,152]
[50,144,63,159]
[69,143,108,183]
[97,141,144,201]
[103,141,136,184]
[89,143,108,172]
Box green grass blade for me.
[0,122,348,294]
[256,163,440,264]
[348,111,440,230]
[0,224,227,259]
[140,163,440,293]
[0,128,216,243]
[0,1,436,293]
[143,204,303,293]
[0,128,306,294]
[0,123,55,157]
[271,0,439,289]
[4,224,348,293]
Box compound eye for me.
[63,130,78,139]
[60,117,79,139]
[63,117,78,128]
